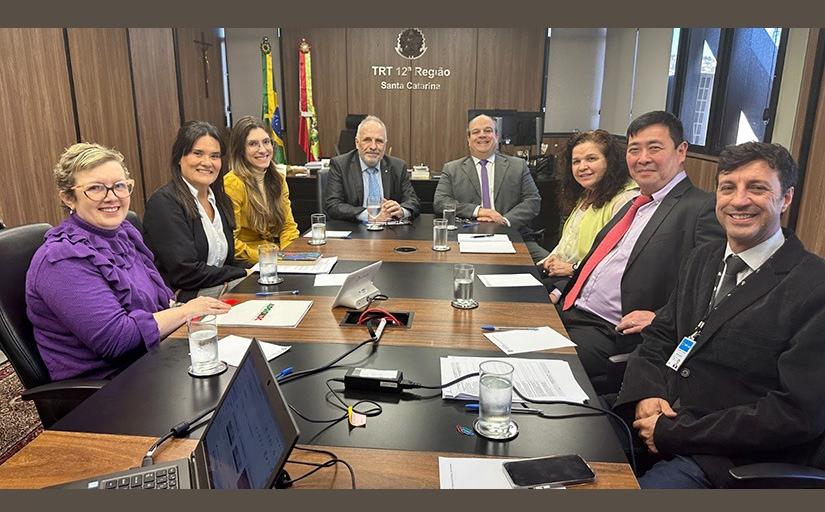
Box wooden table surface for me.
[0,431,638,489]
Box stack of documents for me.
[251,256,338,274]
[477,274,543,287]
[302,230,352,238]
[457,234,516,254]
[215,300,313,328]
[484,326,576,355]
[440,356,588,403]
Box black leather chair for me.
[0,223,106,428]
[125,210,143,233]
[316,167,329,214]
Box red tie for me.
[562,194,653,311]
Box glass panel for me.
[677,28,721,146]
[665,28,681,113]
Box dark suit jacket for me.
[143,182,246,301]
[615,232,825,487]
[561,176,724,321]
[433,153,540,230]
[324,149,421,221]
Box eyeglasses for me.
[246,139,273,150]
[72,180,135,201]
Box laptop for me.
[331,260,382,310]
[53,338,300,489]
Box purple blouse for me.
[25,214,174,380]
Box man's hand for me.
[616,310,656,335]
[542,255,574,277]
[380,199,403,220]
[477,208,506,225]
[632,414,663,454]
[635,397,677,421]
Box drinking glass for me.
[366,198,383,231]
[309,213,326,245]
[187,314,227,377]
[451,263,478,309]
[473,360,516,439]
[443,202,457,230]
[258,243,283,285]
[432,218,450,252]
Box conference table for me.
[0,214,638,489]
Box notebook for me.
[53,338,300,489]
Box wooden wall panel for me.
[795,66,825,256]
[346,28,412,164]
[0,29,77,227]
[128,28,181,199]
[281,29,348,163]
[409,28,477,169]
[176,28,225,129]
[475,28,545,111]
[67,28,145,216]
[683,153,719,193]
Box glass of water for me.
[257,243,283,285]
[443,202,457,230]
[451,263,478,309]
[366,198,383,231]
[432,218,450,252]
[309,213,326,245]
[187,314,227,377]
[473,360,516,439]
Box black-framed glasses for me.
[72,179,135,201]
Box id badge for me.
[665,337,696,371]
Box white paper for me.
[457,234,511,243]
[484,326,576,355]
[314,273,350,286]
[458,241,516,254]
[302,230,352,238]
[438,457,515,489]
[252,256,338,275]
[478,273,544,287]
[217,335,290,367]
[439,356,589,404]
[215,300,313,328]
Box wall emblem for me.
[395,28,427,60]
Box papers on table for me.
[440,356,588,404]
[217,335,290,367]
[314,273,349,286]
[484,326,576,355]
[215,300,313,328]
[457,234,516,254]
[478,273,543,287]
[438,457,515,489]
[302,230,352,238]
[251,256,338,274]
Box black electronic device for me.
[52,339,300,490]
[343,367,404,394]
[502,454,596,488]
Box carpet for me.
[0,361,42,465]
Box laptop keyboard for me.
[102,466,179,490]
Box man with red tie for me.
[559,111,723,394]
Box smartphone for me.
[503,454,596,488]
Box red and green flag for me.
[297,38,320,162]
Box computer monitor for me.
[467,109,544,147]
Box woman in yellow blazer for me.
[539,130,639,302]
[224,116,300,264]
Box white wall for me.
[773,28,810,149]
[544,28,606,132]
[598,28,639,135]
[631,29,673,121]
[224,28,283,124]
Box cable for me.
[140,406,218,467]
[400,371,479,390]
[278,335,381,386]
[285,446,356,488]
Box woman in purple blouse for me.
[25,143,231,381]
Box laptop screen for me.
[200,342,296,489]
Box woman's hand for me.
[542,256,574,277]
[181,296,232,318]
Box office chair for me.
[0,223,106,428]
[125,210,143,233]
[334,114,367,155]
[316,167,329,214]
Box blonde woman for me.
[224,116,299,264]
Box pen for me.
[256,290,299,296]
[464,404,543,414]
[481,325,541,332]
[462,222,479,227]
[470,233,494,238]
[217,281,229,298]
[276,367,293,380]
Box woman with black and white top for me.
[143,121,251,301]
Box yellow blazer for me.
[223,171,300,263]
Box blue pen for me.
[481,325,540,332]
[462,222,479,228]
[276,367,293,379]
[256,290,299,296]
